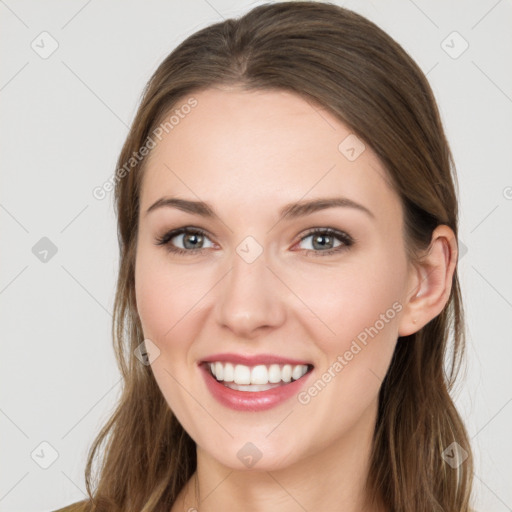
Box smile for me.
[199,358,314,411]
[207,362,312,391]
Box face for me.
[135,87,415,471]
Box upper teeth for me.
[208,362,309,385]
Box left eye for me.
[296,230,348,252]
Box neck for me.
[172,399,385,512]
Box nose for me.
[214,244,286,339]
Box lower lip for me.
[200,364,313,412]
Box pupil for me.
[313,234,332,250]
[184,233,202,249]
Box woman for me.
[55,2,474,511]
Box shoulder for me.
[52,500,90,512]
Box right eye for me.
[154,227,215,255]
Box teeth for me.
[208,362,309,385]
[282,364,292,383]
[292,364,305,380]
[251,365,268,385]
[223,382,283,392]
[214,362,223,381]
[268,364,281,383]
[223,362,234,382]
[234,364,251,384]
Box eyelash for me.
[154,226,354,257]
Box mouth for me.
[202,361,315,392]
[198,353,315,411]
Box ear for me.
[398,225,458,337]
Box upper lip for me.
[200,353,313,366]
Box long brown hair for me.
[76,2,474,510]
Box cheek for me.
[134,247,203,340]
[293,253,405,343]
[290,247,407,410]
[134,251,202,417]
[289,262,404,429]
[135,265,173,339]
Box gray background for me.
[1,1,511,510]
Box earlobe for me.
[397,225,457,337]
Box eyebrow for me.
[145,196,375,221]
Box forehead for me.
[139,87,401,223]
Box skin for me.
[134,87,458,512]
